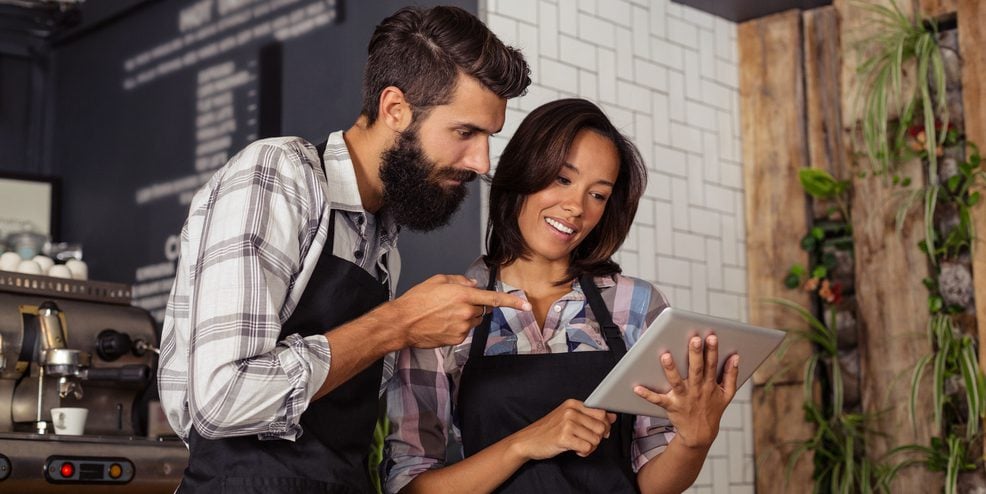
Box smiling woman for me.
[515,130,618,274]
[487,98,647,285]
[384,99,740,494]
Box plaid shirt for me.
[159,131,400,442]
[384,260,676,493]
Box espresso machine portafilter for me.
[32,300,87,434]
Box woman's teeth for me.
[545,218,574,234]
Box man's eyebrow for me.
[562,162,615,187]
[455,122,502,135]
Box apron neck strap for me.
[580,273,627,360]
[469,262,498,360]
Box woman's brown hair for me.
[486,98,647,283]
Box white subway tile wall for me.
[481,0,750,491]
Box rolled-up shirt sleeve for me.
[182,140,330,441]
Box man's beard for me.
[379,128,477,231]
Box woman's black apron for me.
[457,266,639,493]
[179,143,389,493]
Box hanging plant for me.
[855,0,947,179]
[853,3,986,493]
[854,0,949,259]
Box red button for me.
[60,462,74,478]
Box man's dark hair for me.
[361,5,530,124]
[486,98,648,283]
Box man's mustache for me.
[434,167,478,184]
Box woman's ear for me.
[377,86,413,132]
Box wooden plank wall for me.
[958,0,986,460]
[804,7,846,181]
[835,0,942,489]
[737,10,814,493]
[921,0,957,19]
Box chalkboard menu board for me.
[49,0,480,322]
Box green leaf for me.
[946,128,959,145]
[910,353,933,432]
[802,234,818,251]
[812,266,828,279]
[902,177,912,187]
[922,277,937,291]
[925,186,940,266]
[800,168,841,199]
[946,175,961,193]
[970,192,981,207]
[959,343,981,439]
[790,264,806,277]
[929,296,943,313]
[812,226,826,240]
[784,273,801,290]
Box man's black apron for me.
[457,266,639,493]
[179,143,389,493]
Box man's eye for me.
[456,129,473,138]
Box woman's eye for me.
[591,192,608,202]
[556,176,571,185]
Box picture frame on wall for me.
[0,172,60,247]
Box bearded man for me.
[158,6,531,493]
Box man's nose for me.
[461,137,491,175]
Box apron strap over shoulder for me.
[580,274,627,360]
[469,262,499,360]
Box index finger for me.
[445,275,478,287]
[467,287,532,312]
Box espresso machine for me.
[0,271,187,492]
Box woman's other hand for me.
[633,335,739,449]
[510,399,617,460]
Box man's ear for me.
[378,86,412,132]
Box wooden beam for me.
[921,0,957,20]
[849,158,941,489]
[836,0,942,489]
[739,9,813,387]
[738,9,814,493]
[752,384,814,494]
[958,0,986,461]
[804,6,849,224]
[804,7,846,180]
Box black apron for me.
[179,142,389,494]
[457,266,638,493]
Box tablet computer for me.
[584,307,785,417]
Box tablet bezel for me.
[583,307,785,417]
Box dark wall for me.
[20,0,481,321]
[0,55,40,174]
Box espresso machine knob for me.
[96,329,134,361]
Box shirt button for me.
[553,305,562,312]
[356,215,365,225]
[354,250,364,259]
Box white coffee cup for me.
[51,407,88,435]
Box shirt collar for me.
[321,130,399,243]
[472,260,617,298]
